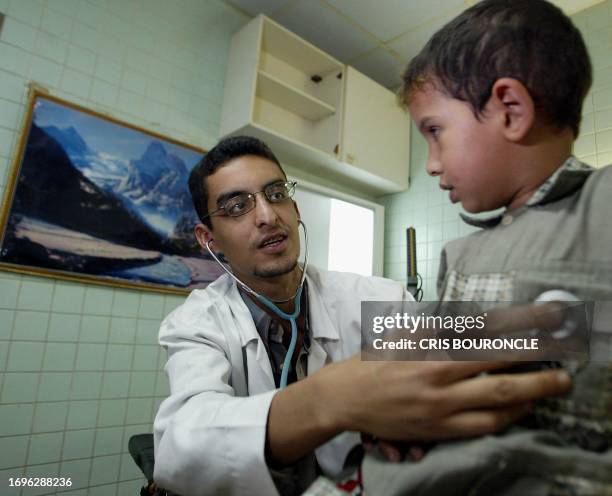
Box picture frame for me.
[0,88,224,294]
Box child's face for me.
[408,84,517,213]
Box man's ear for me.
[195,223,215,251]
[489,78,535,142]
[293,200,301,223]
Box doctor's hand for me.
[313,357,571,442]
[266,358,570,467]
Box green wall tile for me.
[75,343,106,371]
[0,41,32,77]
[100,372,130,399]
[0,435,28,469]
[51,283,85,314]
[13,310,49,340]
[0,468,23,496]
[118,479,144,496]
[119,452,143,481]
[88,483,118,496]
[62,429,94,460]
[98,399,127,427]
[79,315,110,343]
[154,372,169,397]
[47,313,81,342]
[8,0,44,26]
[1,17,37,51]
[17,280,54,311]
[82,287,114,316]
[61,67,92,99]
[0,404,34,435]
[93,426,123,456]
[37,372,72,402]
[595,108,612,131]
[41,8,73,40]
[66,44,96,74]
[29,55,63,87]
[28,432,63,465]
[70,372,102,400]
[104,345,133,371]
[135,319,158,345]
[108,318,136,344]
[43,343,77,371]
[129,372,155,397]
[7,341,44,371]
[0,277,20,308]
[125,398,152,425]
[0,341,8,370]
[137,294,164,320]
[59,458,91,490]
[24,462,61,496]
[111,291,140,318]
[66,400,98,430]
[132,345,158,371]
[32,401,69,433]
[1,372,38,402]
[89,454,120,486]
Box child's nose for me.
[426,155,442,176]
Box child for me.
[361,1,612,494]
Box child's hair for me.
[400,0,592,136]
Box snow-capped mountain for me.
[41,125,129,191]
[38,125,198,238]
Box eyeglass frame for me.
[204,180,298,219]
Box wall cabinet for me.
[220,15,410,196]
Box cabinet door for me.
[341,67,410,189]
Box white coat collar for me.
[217,265,341,346]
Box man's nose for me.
[253,193,278,226]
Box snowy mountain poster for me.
[0,91,224,293]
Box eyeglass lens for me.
[224,182,295,217]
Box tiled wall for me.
[0,1,247,495]
[382,0,612,300]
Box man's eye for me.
[429,126,440,138]
[268,190,286,201]
[227,200,247,215]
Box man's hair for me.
[400,0,591,136]
[188,135,286,229]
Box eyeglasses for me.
[207,181,297,218]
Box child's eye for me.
[428,126,441,138]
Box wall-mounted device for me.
[406,227,422,300]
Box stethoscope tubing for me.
[205,220,309,388]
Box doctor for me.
[153,136,571,495]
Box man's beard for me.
[253,258,298,278]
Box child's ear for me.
[489,78,535,142]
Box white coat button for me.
[501,215,513,226]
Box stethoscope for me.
[206,220,310,388]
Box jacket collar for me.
[461,156,594,229]
[220,265,341,346]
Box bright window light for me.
[328,199,374,276]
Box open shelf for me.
[261,18,342,78]
[257,70,336,122]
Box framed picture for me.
[0,89,224,294]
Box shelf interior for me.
[257,70,336,121]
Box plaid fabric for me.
[441,270,514,301]
[526,156,593,207]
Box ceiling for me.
[223,0,605,89]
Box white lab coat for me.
[153,266,411,495]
